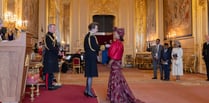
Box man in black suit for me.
[202,35,209,81]
[161,43,172,81]
[84,22,100,98]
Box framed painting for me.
[163,0,192,40]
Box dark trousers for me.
[45,73,54,89]
[153,61,163,78]
[205,61,209,79]
[162,64,170,80]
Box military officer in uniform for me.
[84,22,100,97]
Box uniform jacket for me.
[84,32,100,77]
[43,32,59,73]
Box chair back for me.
[125,54,134,67]
[73,57,80,66]
[184,55,197,73]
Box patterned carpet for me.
[60,64,209,103]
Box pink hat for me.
[113,27,125,37]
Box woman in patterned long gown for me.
[107,27,144,103]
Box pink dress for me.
[107,40,144,103]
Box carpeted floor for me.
[3,64,208,103]
[60,64,209,103]
[22,85,98,103]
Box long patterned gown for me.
[107,40,144,103]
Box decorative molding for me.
[89,0,119,15]
[199,0,206,6]
[89,0,119,25]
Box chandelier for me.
[4,11,28,32]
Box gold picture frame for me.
[163,0,192,40]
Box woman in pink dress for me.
[107,27,144,103]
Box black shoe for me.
[206,79,209,81]
[84,92,88,96]
[86,93,97,98]
[161,77,163,80]
[53,85,62,88]
[48,86,58,90]
[152,77,157,79]
[53,79,57,83]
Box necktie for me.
[164,49,167,52]
[156,45,159,57]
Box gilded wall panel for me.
[135,0,146,52]
[146,0,156,41]
[22,0,39,37]
[89,0,119,14]
[89,0,119,23]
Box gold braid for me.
[88,34,98,51]
[44,34,56,50]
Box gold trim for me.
[44,36,49,50]
[88,34,99,52]
[44,34,56,50]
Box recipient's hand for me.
[108,59,114,68]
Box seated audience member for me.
[8,30,16,41]
[0,18,7,40]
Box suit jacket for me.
[161,47,172,65]
[151,44,163,62]
[202,42,209,62]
